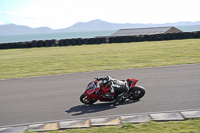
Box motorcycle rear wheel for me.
[129,85,145,100]
[80,94,97,104]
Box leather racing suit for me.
[98,76,129,103]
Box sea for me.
[0,25,200,44]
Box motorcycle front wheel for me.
[129,85,146,100]
[80,94,97,104]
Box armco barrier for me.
[1,31,200,50]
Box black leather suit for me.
[99,76,129,103]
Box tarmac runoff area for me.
[0,109,200,133]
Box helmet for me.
[102,76,111,88]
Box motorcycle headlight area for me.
[87,82,95,90]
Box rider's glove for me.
[95,77,103,81]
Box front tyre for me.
[80,94,97,104]
[129,85,146,100]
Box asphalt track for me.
[0,64,200,127]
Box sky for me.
[0,0,200,29]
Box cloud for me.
[1,11,38,27]
[5,11,19,16]
[0,22,5,25]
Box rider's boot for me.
[113,91,128,104]
[113,98,120,104]
[113,95,122,104]
[120,94,129,102]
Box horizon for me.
[1,0,200,29]
[1,19,200,30]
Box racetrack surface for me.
[0,64,200,127]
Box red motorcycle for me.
[80,78,145,104]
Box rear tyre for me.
[80,94,97,104]
[129,85,146,100]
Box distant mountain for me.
[56,19,200,32]
[0,24,53,35]
[1,19,200,35]
[55,19,139,32]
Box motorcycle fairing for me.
[98,85,113,101]
[84,81,113,101]
[126,78,138,88]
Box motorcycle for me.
[80,77,145,104]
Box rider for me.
[97,76,129,104]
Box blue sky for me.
[0,0,200,29]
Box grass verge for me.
[0,39,200,79]
[25,119,200,133]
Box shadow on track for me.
[65,100,140,116]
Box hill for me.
[0,24,52,35]
[1,19,200,35]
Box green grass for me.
[25,119,200,133]
[0,39,200,79]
